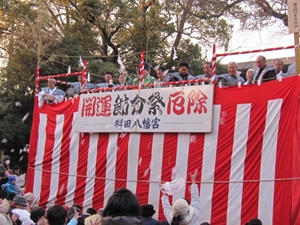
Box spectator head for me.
[141,204,156,218]
[170,198,194,225]
[46,205,67,225]
[179,61,189,75]
[118,74,126,85]
[30,206,46,223]
[256,55,267,69]
[200,223,210,225]
[86,207,97,215]
[13,196,28,209]
[102,188,140,218]
[5,193,16,204]
[12,165,21,175]
[48,78,56,89]
[104,72,113,83]
[8,176,16,184]
[203,62,212,77]
[227,62,238,76]
[24,192,35,208]
[0,213,12,225]
[248,218,262,225]
[273,59,284,74]
[246,69,254,82]
[3,155,10,165]
[78,75,82,83]
[143,62,151,76]
[157,66,166,80]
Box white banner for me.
[75,85,214,133]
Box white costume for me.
[38,87,65,108]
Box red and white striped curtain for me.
[26,76,300,225]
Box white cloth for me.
[12,208,33,225]
[38,87,64,108]
[276,71,286,79]
[161,184,201,225]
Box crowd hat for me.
[13,196,28,206]
[169,198,195,225]
[141,204,156,217]
[8,176,16,182]
[24,192,35,202]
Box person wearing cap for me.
[141,204,168,225]
[38,78,65,108]
[11,195,34,225]
[132,62,156,88]
[161,169,200,225]
[1,176,21,195]
[24,192,35,212]
[0,155,12,185]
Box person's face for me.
[256,57,266,69]
[203,64,212,76]
[228,64,237,76]
[48,80,55,89]
[143,69,150,77]
[246,71,254,81]
[274,61,283,73]
[27,200,33,207]
[15,169,20,175]
[179,66,188,75]
[78,76,82,83]
[157,69,164,80]
[119,74,125,84]
[105,74,112,83]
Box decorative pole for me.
[82,60,87,89]
[139,52,145,85]
[35,68,40,96]
[211,43,217,83]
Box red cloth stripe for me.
[210,104,237,224]
[135,133,154,205]
[114,133,130,190]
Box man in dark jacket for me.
[0,155,11,186]
[141,204,168,225]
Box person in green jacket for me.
[131,62,156,88]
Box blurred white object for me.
[1,138,7,143]
[15,102,22,107]
[160,177,185,195]
[16,174,25,187]
[22,113,29,123]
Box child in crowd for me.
[1,176,21,195]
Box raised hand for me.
[190,169,198,184]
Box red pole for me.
[211,44,217,83]
[139,52,145,84]
[35,68,40,96]
[82,60,87,89]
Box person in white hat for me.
[161,169,200,225]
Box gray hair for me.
[246,69,254,74]
[48,78,56,84]
[228,61,238,68]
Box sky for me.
[212,20,296,64]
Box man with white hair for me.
[38,78,65,108]
[253,55,276,83]
[218,61,245,87]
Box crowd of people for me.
[37,55,297,107]
[0,158,264,225]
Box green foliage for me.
[0,0,285,153]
